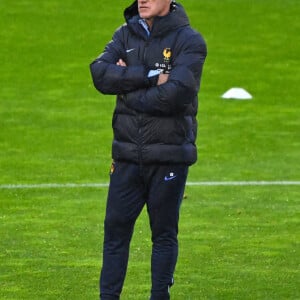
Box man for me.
[90,0,207,299]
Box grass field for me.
[0,0,299,299]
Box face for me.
[138,0,171,20]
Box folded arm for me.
[90,29,153,95]
[122,34,207,115]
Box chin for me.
[139,13,150,19]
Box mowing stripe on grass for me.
[0,181,299,189]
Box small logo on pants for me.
[164,172,177,181]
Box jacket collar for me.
[124,1,189,38]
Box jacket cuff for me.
[144,67,159,87]
[147,74,159,86]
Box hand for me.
[116,59,127,67]
[157,73,169,85]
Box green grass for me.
[1,187,299,299]
[0,0,299,299]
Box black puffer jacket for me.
[90,1,207,165]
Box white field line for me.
[0,181,299,189]
[187,181,300,186]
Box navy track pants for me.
[100,161,188,300]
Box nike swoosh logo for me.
[126,48,135,53]
[164,175,177,181]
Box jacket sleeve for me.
[90,27,152,95]
[123,32,207,115]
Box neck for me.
[145,18,154,29]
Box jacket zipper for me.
[137,114,143,166]
[137,38,151,165]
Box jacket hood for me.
[124,1,190,37]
